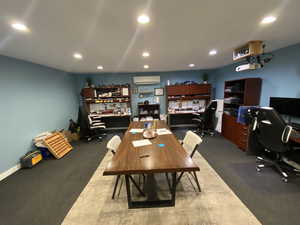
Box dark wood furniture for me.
[138,104,160,119]
[81,85,131,129]
[103,121,199,208]
[166,84,211,127]
[222,78,262,151]
[291,130,300,144]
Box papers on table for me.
[132,139,152,147]
[129,128,144,133]
[156,128,172,135]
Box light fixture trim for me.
[209,49,218,55]
[261,16,277,24]
[73,53,83,60]
[144,65,149,69]
[189,64,195,67]
[11,22,29,32]
[138,14,150,24]
[97,65,104,70]
[142,51,150,57]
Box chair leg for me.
[112,175,121,199]
[176,172,184,186]
[192,171,201,192]
[117,176,124,197]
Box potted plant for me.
[202,73,209,84]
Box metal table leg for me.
[125,173,177,209]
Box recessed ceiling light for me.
[97,65,103,70]
[144,65,149,69]
[189,64,195,67]
[73,53,83,60]
[261,16,277,24]
[138,15,150,24]
[142,51,150,57]
[11,23,29,32]
[209,49,217,55]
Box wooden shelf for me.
[81,85,131,113]
[222,78,262,152]
[233,41,263,61]
[168,96,210,101]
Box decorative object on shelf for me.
[154,88,164,96]
[202,73,209,84]
[122,87,129,96]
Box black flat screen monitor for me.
[269,97,300,117]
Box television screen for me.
[269,97,300,117]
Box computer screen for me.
[269,97,300,117]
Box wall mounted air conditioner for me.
[133,76,160,85]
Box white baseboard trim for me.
[0,164,21,181]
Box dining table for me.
[103,120,200,208]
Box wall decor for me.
[155,88,164,96]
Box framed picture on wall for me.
[155,88,164,96]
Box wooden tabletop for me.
[103,121,200,175]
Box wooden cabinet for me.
[222,78,262,151]
[166,84,211,96]
[222,114,249,151]
[81,88,95,98]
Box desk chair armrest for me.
[192,118,204,123]
[91,125,106,129]
[192,113,201,116]
[92,122,105,125]
[282,125,293,143]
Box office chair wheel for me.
[282,177,288,183]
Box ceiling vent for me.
[133,76,160,85]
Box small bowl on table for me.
[143,129,157,139]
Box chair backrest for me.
[182,131,203,157]
[106,135,121,155]
[202,101,218,129]
[254,107,290,153]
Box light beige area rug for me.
[61,151,261,225]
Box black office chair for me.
[87,113,107,141]
[248,107,300,182]
[192,101,217,137]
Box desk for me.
[168,112,202,127]
[90,113,131,129]
[103,121,199,208]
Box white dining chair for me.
[177,131,203,192]
[107,135,122,199]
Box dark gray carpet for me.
[0,133,122,225]
[1,130,300,225]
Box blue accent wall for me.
[74,70,215,115]
[0,56,78,174]
[213,43,300,107]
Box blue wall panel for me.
[0,56,78,174]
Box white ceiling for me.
[0,0,300,73]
